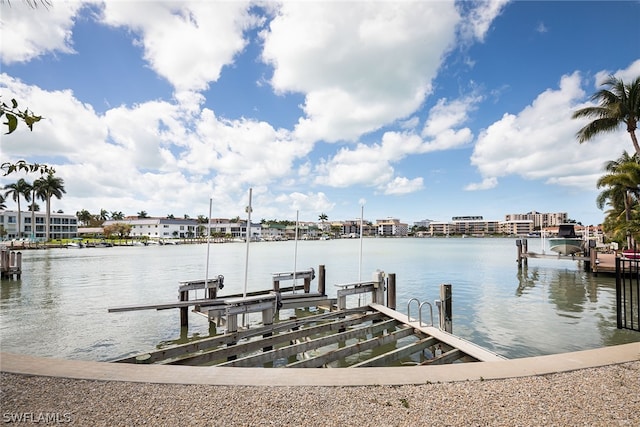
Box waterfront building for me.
[261,223,286,241]
[504,211,568,229]
[0,209,78,241]
[375,218,408,237]
[499,220,534,235]
[103,217,198,239]
[206,219,262,240]
[413,219,433,229]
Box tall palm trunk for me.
[16,197,22,239]
[30,189,36,241]
[45,195,51,241]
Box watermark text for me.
[2,412,73,424]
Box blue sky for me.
[1,1,639,226]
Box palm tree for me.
[110,211,124,221]
[318,213,328,234]
[98,209,109,222]
[137,210,149,218]
[573,76,640,154]
[596,151,640,247]
[3,178,32,238]
[0,194,6,210]
[35,173,66,241]
[30,178,45,240]
[76,209,93,226]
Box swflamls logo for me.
[2,412,73,424]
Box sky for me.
[1,0,639,226]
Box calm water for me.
[1,238,638,361]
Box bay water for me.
[1,237,638,361]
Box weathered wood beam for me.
[219,318,400,367]
[286,326,415,368]
[168,312,386,366]
[350,336,438,367]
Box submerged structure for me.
[110,267,505,367]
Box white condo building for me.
[102,217,198,239]
[0,209,78,241]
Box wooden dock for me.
[516,238,618,274]
[0,248,22,279]
[110,267,505,367]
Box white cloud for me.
[465,177,498,191]
[272,191,335,217]
[312,91,478,194]
[457,0,510,43]
[0,1,82,64]
[382,177,424,195]
[261,1,460,143]
[594,58,640,86]
[0,74,316,219]
[99,1,259,93]
[536,22,548,34]
[470,70,633,191]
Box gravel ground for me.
[2,361,639,426]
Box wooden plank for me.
[224,294,276,305]
[334,281,375,289]
[116,307,374,364]
[108,299,226,312]
[224,300,275,316]
[370,303,506,362]
[178,279,222,292]
[286,326,415,368]
[219,318,400,367]
[168,312,386,366]
[350,336,438,368]
[272,269,315,281]
[280,296,334,310]
[420,348,464,365]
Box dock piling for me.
[387,273,396,309]
[1,248,22,279]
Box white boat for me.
[548,224,583,255]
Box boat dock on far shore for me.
[516,238,620,275]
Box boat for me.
[621,250,640,259]
[548,224,583,255]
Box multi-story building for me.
[451,217,499,236]
[504,211,568,229]
[499,220,534,235]
[375,218,408,237]
[206,219,262,240]
[428,221,451,236]
[103,217,198,239]
[0,209,78,241]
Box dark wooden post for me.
[387,273,396,309]
[588,240,596,273]
[304,277,311,293]
[318,265,326,295]
[516,239,522,268]
[179,289,189,327]
[440,284,452,333]
[207,285,217,299]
